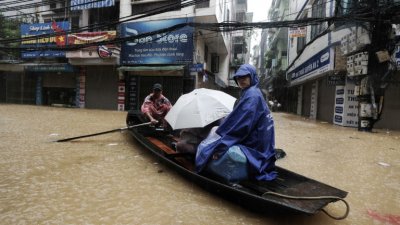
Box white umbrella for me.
[165,88,237,130]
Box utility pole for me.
[356,0,393,131]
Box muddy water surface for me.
[0,104,399,224]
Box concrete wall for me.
[302,82,312,117]
[374,79,400,130]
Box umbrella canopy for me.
[165,88,237,130]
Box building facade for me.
[285,0,400,130]
[1,0,250,111]
[262,0,290,109]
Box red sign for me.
[68,31,116,45]
[51,21,66,46]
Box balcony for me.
[195,0,210,8]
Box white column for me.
[80,10,89,28]
[297,85,303,115]
[310,80,318,119]
[119,0,132,19]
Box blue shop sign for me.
[20,22,69,58]
[120,18,194,65]
[334,115,343,123]
[335,106,344,114]
[395,44,400,68]
[190,63,204,72]
[288,47,332,82]
[25,64,75,72]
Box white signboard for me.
[289,27,307,38]
[288,47,334,86]
[333,79,358,127]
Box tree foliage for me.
[0,13,23,60]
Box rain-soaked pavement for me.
[0,104,399,225]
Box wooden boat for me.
[126,111,349,218]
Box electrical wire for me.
[0,15,378,52]
[0,0,209,45]
[0,0,117,20]
[1,0,399,56]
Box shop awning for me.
[118,65,185,76]
[118,65,184,72]
[0,63,24,72]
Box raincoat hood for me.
[233,64,259,87]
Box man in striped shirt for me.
[141,83,172,126]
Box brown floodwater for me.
[0,104,399,224]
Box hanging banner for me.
[70,0,115,10]
[120,18,194,65]
[68,31,116,45]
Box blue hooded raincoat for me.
[195,64,277,181]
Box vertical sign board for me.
[345,79,359,127]
[20,22,69,58]
[310,81,318,119]
[117,82,125,111]
[127,76,139,110]
[36,75,42,105]
[120,18,194,65]
[77,67,86,108]
[334,86,345,125]
[333,79,358,127]
[75,73,80,107]
[395,45,400,69]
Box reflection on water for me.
[0,105,399,224]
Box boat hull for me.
[126,112,348,215]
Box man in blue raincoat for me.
[196,64,277,181]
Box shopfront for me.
[25,64,77,107]
[287,47,336,120]
[66,30,120,110]
[0,71,36,105]
[120,67,188,110]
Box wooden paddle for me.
[55,122,152,142]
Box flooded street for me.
[0,104,399,224]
